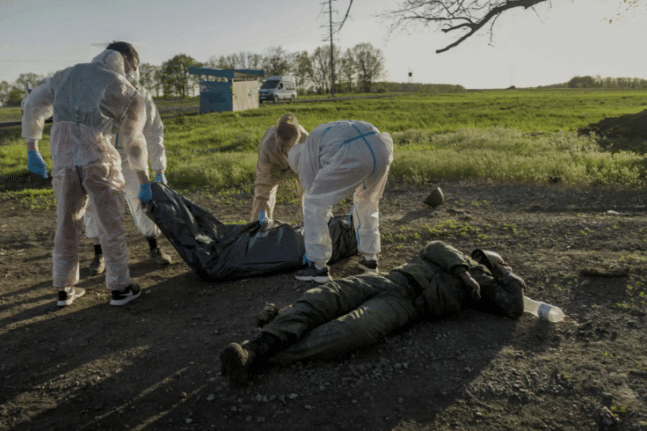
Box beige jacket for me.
[250,124,308,221]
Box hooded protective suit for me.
[250,117,308,222]
[22,49,147,291]
[84,86,165,241]
[287,120,393,264]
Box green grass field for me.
[0,106,22,122]
[2,88,647,192]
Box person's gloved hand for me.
[258,210,267,225]
[27,150,48,179]
[138,183,152,204]
[154,173,167,184]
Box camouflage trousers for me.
[262,273,417,365]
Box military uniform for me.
[261,241,525,365]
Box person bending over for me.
[287,120,393,283]
[250,113,308,222]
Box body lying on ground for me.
[220,240,526,382]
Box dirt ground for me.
[1,175,646,431]
[579,109,647,143]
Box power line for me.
[0,59,73,63]
[337,0,353,33]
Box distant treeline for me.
[556,75,647,89]
[371,82,465,94]
[1,42,396,106]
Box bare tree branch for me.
[380,0,551,53]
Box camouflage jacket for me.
[387,241,525,321]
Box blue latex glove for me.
[258,210,267,225]
[27,150,48,179]
[154,173,167,184]
[138,183,152,203]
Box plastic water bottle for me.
[523,296,565,322]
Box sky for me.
[1,0,646,89]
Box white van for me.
[259,76,297,103]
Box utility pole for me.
[328,0,335,97]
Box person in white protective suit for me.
[287,120,394,283]
[22,41,151,307]
[249,113,308,222]
[83,83,172,276]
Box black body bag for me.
[146,183,358,282]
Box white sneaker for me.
[358,258,378,273]
[57,287,86,307]
[110,285,141,306]
[294,264,331,283]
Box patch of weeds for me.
[614,277,647,309]
[5,189,56,210]
[227,219,249,225]
[195,190,215,201]
[610,405,629,416]
[424,219,479,238]
[211,185,253,204]
[619,254,647,263]
[500,223,518,235]
[457,224,478,238]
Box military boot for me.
[89,254,105,276]
[150,247,172,265]
[220,332,282,383]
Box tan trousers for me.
[52,165,131,290]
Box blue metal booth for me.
[188,67,265,114]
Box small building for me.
[188,67,265,114]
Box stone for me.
[423,187,444,208]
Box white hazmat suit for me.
[84,86,165,242]
[288,120,393,265]
[22,49,147,292]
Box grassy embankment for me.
[2,89,647,202]
[0,106,21,122]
